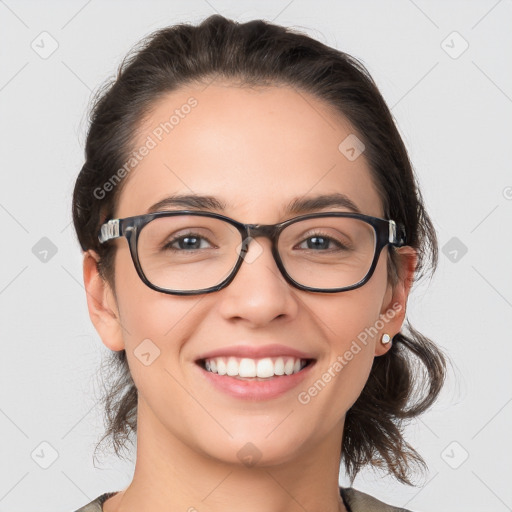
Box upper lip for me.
[195,344,317,361]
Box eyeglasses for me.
[98,210,406,295]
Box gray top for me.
[73,488,413,512]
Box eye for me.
[295,232,350,251]
[163,233,213,251]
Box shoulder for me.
[74,488,410,512]
[340,487,413,512]
[73,491,119,512]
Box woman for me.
[72,14,446,512]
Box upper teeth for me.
[203,356,307,378]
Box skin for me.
[83,81,417,512]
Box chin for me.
[197,429,309,469]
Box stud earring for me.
[381,333,392,345]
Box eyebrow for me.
[146,192,362,216]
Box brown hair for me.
[72,14,446,485]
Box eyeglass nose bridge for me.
[232,223,292,288]
[239,223,281,253]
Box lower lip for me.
[196,361,316,400]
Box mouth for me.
[196,356,316,379]
[194,356,317,400]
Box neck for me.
[103,398,348,512]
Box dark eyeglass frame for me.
[98,210,407,295]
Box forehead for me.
[115,81,383,221]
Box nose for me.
[216,236,299,326]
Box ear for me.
[83,250,125,352]
[374,246,417,356]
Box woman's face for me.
[87,81,414,467]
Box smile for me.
[195,357,316,400]
[199,356,313,378]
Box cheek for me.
[113,248,199,377]
[306,254,390,402]
[319,290,379,382]
[297,297,379,419]
[318,253,390,350]
[114,246,191,332]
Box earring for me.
[381,333,392,345]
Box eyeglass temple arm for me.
[98,219,121,243]
[389,220,407,246]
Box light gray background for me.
[1,1,511,511]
